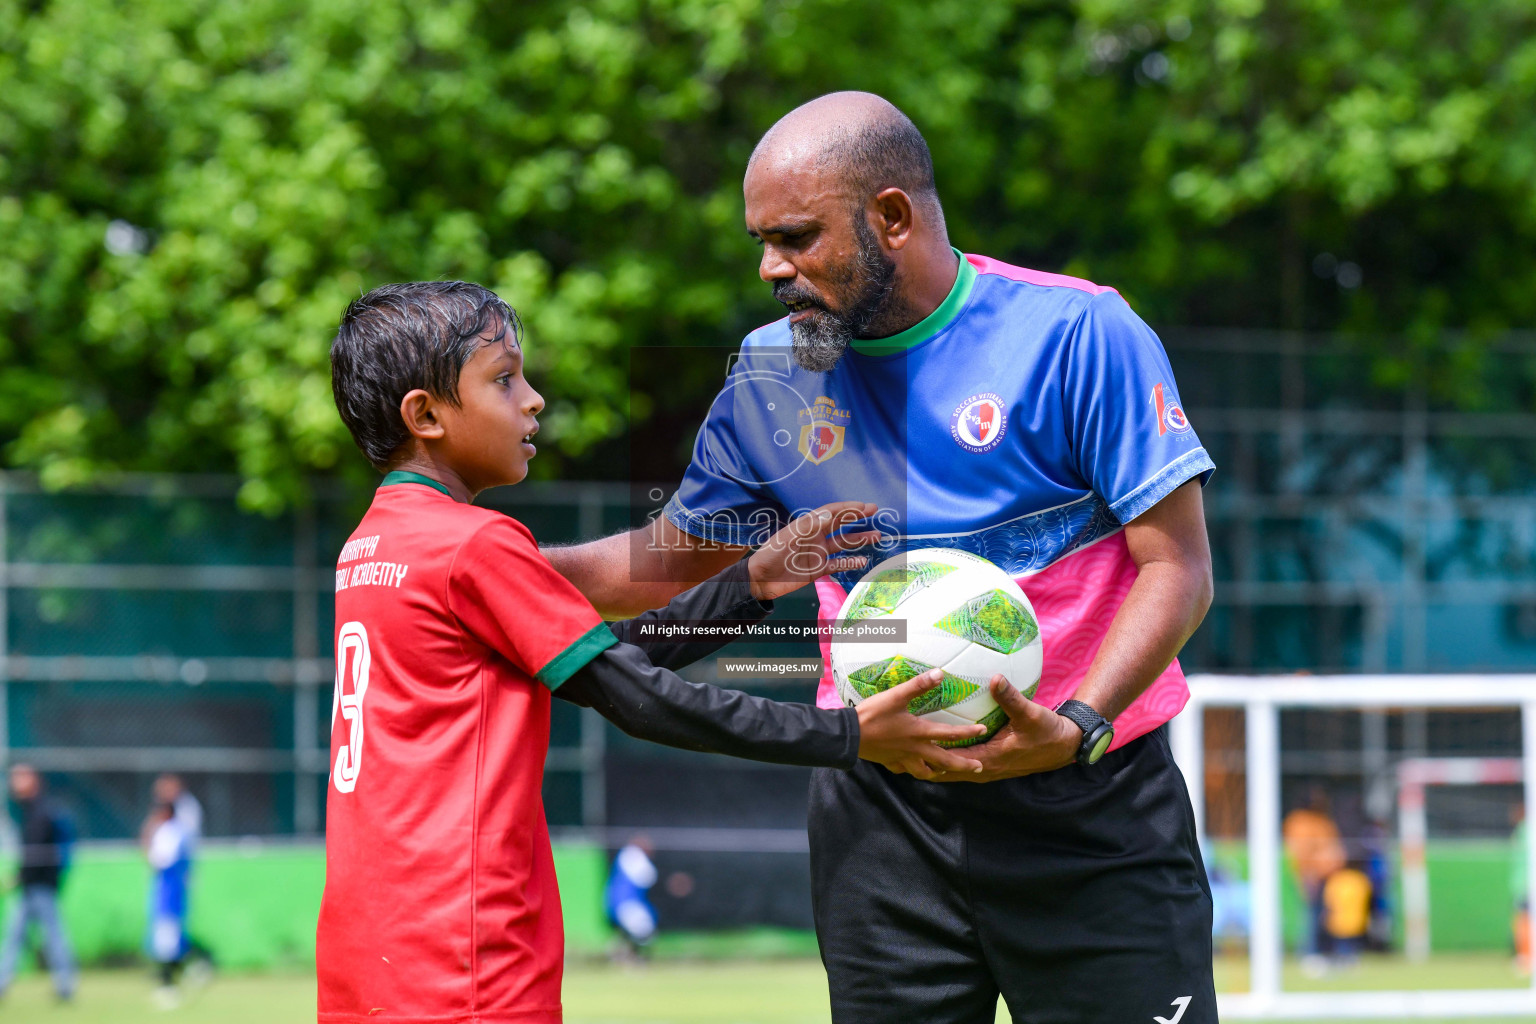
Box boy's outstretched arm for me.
[451,513,965,774]
[545,502,879,619]
[542,519,740,618]
[607,557,768,671]
[611,503,880,671]
[555,659,985,778]
[555,503,979,774]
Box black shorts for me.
[808,725,1217,1024]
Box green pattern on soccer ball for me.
[932,589,1039,654]
[938,703,1011,748]
[846,656,933,699]
[905,673,982,716]
[844,561,957,620]
[845,657,979,714]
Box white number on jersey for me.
[331,621,371,793]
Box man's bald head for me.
[749,92,941,221]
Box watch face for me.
[1087,727,1114,764]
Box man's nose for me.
[759,246,796,284]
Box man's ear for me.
[400,389,447,440]
[871,187,915,251]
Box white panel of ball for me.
[827,546,1045,745]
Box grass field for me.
[4,956,1535,1023]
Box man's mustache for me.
[772,283,829,311]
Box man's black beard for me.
[777,216,898,373]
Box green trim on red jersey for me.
[379,470,452,497]
[535,622,618,691]
[849,248,976,356]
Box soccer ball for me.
[829,548,1043,747]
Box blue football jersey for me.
[664,251,1214,745]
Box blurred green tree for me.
[2,0,1533,507]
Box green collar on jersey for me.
[379,470,452,497]
[849,248,976,356]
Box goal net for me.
[1173,675,1536,1019]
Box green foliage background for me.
[3,0,1535,508]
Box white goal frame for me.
[1172,675,1536,1020]
[1397,756,1524,962]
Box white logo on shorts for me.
[1154,995,1192,1024]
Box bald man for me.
[546,92,1217,1024]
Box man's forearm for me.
[543,519,750,619]
[1074,559,1213,719]
[542,529,689,618]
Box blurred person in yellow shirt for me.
[1323,865,1372,965]
[1283,788,1346,969]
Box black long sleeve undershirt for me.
[605,558,773,670]
[554,560,859,769]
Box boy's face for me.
[436,335,545,489]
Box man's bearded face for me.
[774,212,897,373]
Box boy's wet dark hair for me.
[330,281,521,469]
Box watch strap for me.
[1054,699,1105,734]
[1055,699,1114,765]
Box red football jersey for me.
[318,473,616,1023]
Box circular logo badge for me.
[1164,403,1191,433]
[950,393,1007,453]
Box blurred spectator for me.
[1358,818,1394,952]
[154,774,203,851]
[1512,806,1528,970]
[1283,787,1346,970]
[0,764,76,1002]
[142,800,192,1008]
[1322,862,1373,966]
[152,773,214,966]
[1206,858,1251,951]
[605,839,658,960]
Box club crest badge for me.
[1150,383,1192,436]
[798,396,850,465]
[799,422,845,464]
[950,393,1007,453]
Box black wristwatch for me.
[1055,700,1115,766]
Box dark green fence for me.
[4,332,1536,946]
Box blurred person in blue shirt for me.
[143,799,191,1007]
[1206,858,1250,951]
[0,764,76,1002]
[152,773,215,969]
[1359,817,1394,951]
[605,839,658,959]
[154,774,202,853]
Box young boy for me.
[320,281,983,1023]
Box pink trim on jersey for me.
[966,253,1120,297]
[814,575,848,705]
[814,532,1188,751]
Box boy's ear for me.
[400,389,447,441]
